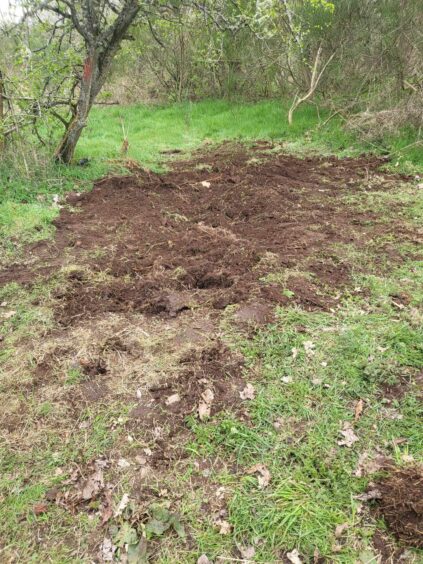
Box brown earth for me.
[373,466,423,548]
[0,143,412,325]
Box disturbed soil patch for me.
[373,466,423,548]
[0,143,415,463]
[0,143,412,325]
[130,341,245,468]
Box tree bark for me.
[55,53,100,163]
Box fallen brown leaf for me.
[355,489,382,502]
[198,401,211,421]
[3,310,17,319]
[81,468,104,501]
[303,341,315,356]
[101,489,113,525]
[165,393,181,405]
[238,545,256,559]
[240,383,256,400]
[114,492,130,517]
[353,452,392,477]
[337,422,359,448]
[33,502,48,515]
[198,389,214,421]
[247,463,271,488]
[202,388,214,404]
[287,548,303,564]
[100,538,115,562]
[334,522,349,538]
[354,399,364,421]
[217,519,231,535]
[117,458,131,468]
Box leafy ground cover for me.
[0,104,422,563]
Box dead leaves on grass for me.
[238,544,256,559]
[100,504,185,563]
[216,519,232,535]
[101,489,114,525]
[165,393,181,406]
[334,522,349,538]
[354,399,365,421]
[1,310,17,320]
[239,383,256,400]
[354,452,393,477]
[32,502,48,515]
[114,493,131,517]
[286,548,303,564]
[355,488,382,501]
[100,537,116,562]
[81,467,105,501]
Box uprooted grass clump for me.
[373,465,423,548]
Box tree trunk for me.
[55,53,101,163]
[55,113,89,164]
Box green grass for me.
[80,100,423,169]
[80,99,356,166]
[186,274,423,562]
[179,178,423,561]
[1,99,421,264]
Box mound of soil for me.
[374,466,423,548]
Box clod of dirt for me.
[373,465,423,548]
[80,381,110,402]
[80,357,108,377]
[144,291,191,317]
[130,342,244,428]
[372,529,406,563]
